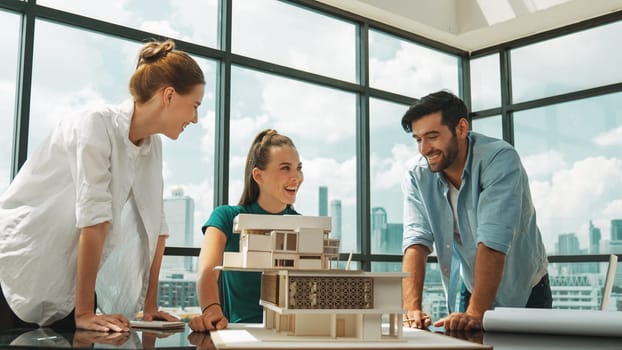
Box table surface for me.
[1,325,621,349]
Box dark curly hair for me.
[401,90,468,135]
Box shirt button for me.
[446,244,451,249]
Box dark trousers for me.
[0,283,95,331]
[460,274,552,311]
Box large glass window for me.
[29,20,217,310]
[369,29,459,98]
[29,20,137,154]
[372,262,448,319]
[470,53,500,111]
[0,10,20,193]
[513,93,622,255]
[37,0,219,48]
[232,0,356,82]
[230,66,357,253]
[471,115,503,140]
[548,262,621,311]
[369,98,412,255]
[4,0,622,316]
[30,23,217,243]
[512,21,622,102]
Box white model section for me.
[219,214,407,341]
[223,214,339,270]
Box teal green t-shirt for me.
[202,202,299,323]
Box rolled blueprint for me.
[483,307,622,337]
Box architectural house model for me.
[220,214,408,341]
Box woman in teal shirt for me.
[189,129,303,332]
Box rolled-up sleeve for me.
[476,149,524,254]
[402,169,434,253]
[159,197,169,237]
[75,113,113,228]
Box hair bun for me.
[136,39,176,68]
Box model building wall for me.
[261,273,279,305]
[287,276,374,309]
[261,273,375,310]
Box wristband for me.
[202,302,220,314]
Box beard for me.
[425,134,459,173]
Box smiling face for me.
[163,83,205,140]
[253,145,304,213]
[411,111,468,177]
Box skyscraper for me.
[588,220,602,273]
[557,233,580,255]
[371,207,402,255]
[557,233,583,275]
[330,199,342,242]
[163,187,195,272]
[611,219,622,241]
[385,223,403,255]
[589,220,601,255]
[318,186,328,216]
[371,207,387,253]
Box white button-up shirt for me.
[0,100,168,326]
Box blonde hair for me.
[129,39,205,103]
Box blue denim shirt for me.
[402,132,548,310]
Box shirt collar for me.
[248,201,295,215]
[117,99,152,157]
[463,132,474,178]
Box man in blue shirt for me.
[400,90,551,331]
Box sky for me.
[1,0,621,258]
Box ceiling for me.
[315,0,622,52]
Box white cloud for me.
[28,85,109,150]
[602,199,622,218]
[511,22,622,101]
[371,144,416,190]
[0,172,8,194]
[232,0,355,82]
[0,12,19,82]
[296,156,357,213]
[370,39,459,98]
[522,149,568,178]
[199,110,216,163]
[0,80,15,132]
[139,20,180,39]
[229,114,271,153]
[530,156,622,252]
[168,0,219,46]
[37,0,133,24]
[228,178,245,207]
[593,125,622,146]
[259,75,356,143]
[370,99,410,129]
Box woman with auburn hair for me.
[0,39,205,332]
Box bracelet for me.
[202,302,220,314]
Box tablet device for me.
[130,320,185,329]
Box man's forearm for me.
[402,244,429,310]
[467,243,506,318]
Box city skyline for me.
[157,183,620,314]
[318,185,622,256]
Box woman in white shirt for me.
[0,39,205,332]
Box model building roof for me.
[233,214,332,233]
